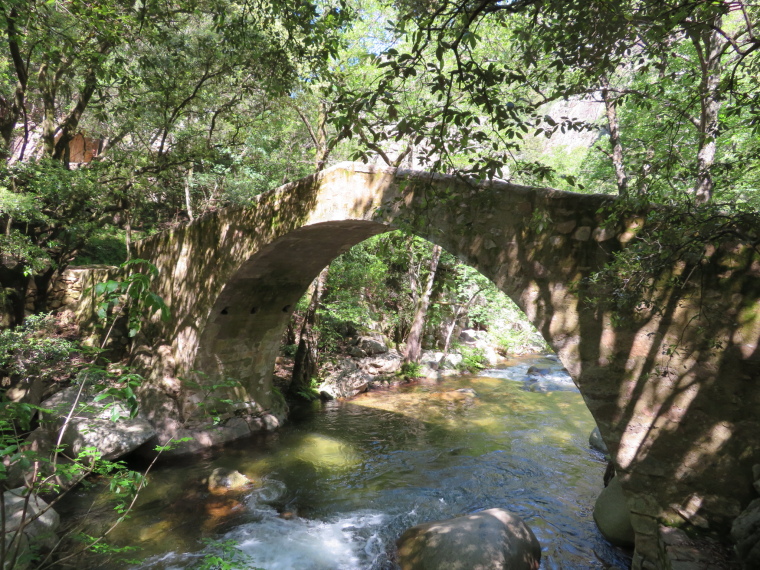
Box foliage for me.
[179,372,245,425]
[0,314,81,385]
[456,344,487,373]
[0,0,356,324]
[399,361,423,379]
[296,377,322,402]
[94,259,170,339]
[330,0,759,207]
[0,160,107,276]
[192,539,259,570]
[71,230,129,266]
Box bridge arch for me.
[132,162,760,568]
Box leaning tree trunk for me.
[404,244,442,364]
[289,266,329,398]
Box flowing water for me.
[57,355,632,569]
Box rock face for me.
[40,386,156,461]
[732,499,760,569]
[594,477,635,548]
[396,508,541,570]
[3,488,60,569]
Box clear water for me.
[57,355,631,569]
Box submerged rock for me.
[396,507,541,570]
[593,477,635,548]
[207,467,253,495]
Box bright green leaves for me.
[94,259,170,339]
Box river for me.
[57,355,632,569]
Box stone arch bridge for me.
[125,162,758,568]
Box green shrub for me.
[457,345,487,373]
[399,361,423,379]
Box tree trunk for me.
[688,15,724,205]
[600,75,628,196]
[184,165,195,221]
[289,266,329,398]
[404,244,442,364]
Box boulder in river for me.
[359,349,402,375]
[396,507,541,570]
[319,365,373,399]
[207,467,253,495]
[593,476,635,548]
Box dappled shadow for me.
[128,161,760,566]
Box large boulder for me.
[356,335,388,355]
[593,477,635,548]
[40,386,156,461]
[3,488,60,569]
[319,360,373,399]
[396,508,541,570]
[359,349,403,375]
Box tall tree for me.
[0,0,353,325]
[332,0,759,203]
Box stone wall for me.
[47,265,129,353]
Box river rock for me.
[207,467,252,495]
[396,507,541,570]
[348,346,367,358]
[356,335,388,355]
[440,352,463,369]
[319,364,373,399]
[3,488,60,569]
[589,427,608,455]
[40,386,156,461]
[418,350,463,373]
[593,476,635,548]
[359,349,402,374]
[459,329,484,343]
